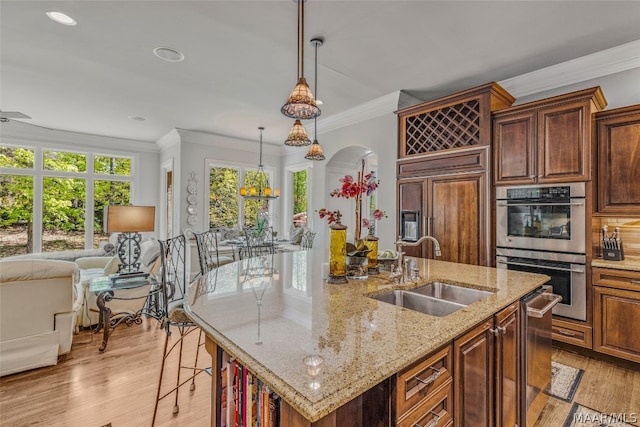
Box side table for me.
[89,275,163,352]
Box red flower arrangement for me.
[318,160,386,241]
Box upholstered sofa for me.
[0,259,80,377]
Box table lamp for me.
[104,205,155,278]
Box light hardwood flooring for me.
[1,323,639,427]
[0,320,211,427]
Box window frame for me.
[0,143,134,253]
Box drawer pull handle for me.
[489,328,500,336]
[631,279,640,285]
[414,367,442,388]
[556,329,576,337]
[414,411,440,427]
[498,326,507,335]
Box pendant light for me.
[284,119,311,146]
[281,0,321,120]
[305,38,326,161]
[239,127,280,199]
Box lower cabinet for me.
[593,267,640,363]
[453,303,519,427]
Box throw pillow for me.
[140,238,161,267]
[103,256,120,275]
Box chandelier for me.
[239,127,280,199]
[305,37,326,161]
[281,0,320,121]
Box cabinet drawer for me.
[593,268,640,292]
[552,318,593,349]
[397,380,453,427]
[396,345,452,417]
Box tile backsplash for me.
[592,216,640,258]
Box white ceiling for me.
[1,1,640,146]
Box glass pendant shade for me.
[281,77,321,120]
[305,139,326,160]
[285,119,312,146]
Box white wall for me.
[172,129,283,235]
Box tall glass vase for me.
[365,230,379,275]
[328,213,348,284]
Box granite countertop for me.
[592,256,640,272]
[185,249,549,422]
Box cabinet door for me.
[493,111,537,185]
[594,285,640,363]
[429,173,486,265]
[495,304,519,427]
[597,107,640,215]
[454,318,494,427]
[537,101,590,183]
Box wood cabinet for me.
[593,267,640,363]
[551,318,593,349]
[493,87,607,185]
[397,82,514,158]
[395,345,453,427]
[397,147,491,265]
[595,104,640,215]
[454,303,519,427]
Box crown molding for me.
[308,41,640,135]
[498,39,640,98]
[175,128,285,156]
[0,120,158,153]
[314,91,401,135]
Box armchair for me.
[0,259,80,376]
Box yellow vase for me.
[328,214,348,284]
[365,231,379,275]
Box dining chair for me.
[300,230,316,249]
[152,234,207,425]
[241,225,274,259]
[194,230,235,276]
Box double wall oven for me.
[496,183,587,321]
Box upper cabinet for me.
[595,104,640,216]
[397,82,515,158]
[493,87,607,185]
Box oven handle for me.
[496,259,584,273]
[527,293,563,318]
[496,201,585,207]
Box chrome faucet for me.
[390,235,442,283]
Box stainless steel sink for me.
[371,282,493,317]
[411,282,493,305]
[372,289,467,317]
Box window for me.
[0,145,133,256]
[208,163,275,229]
[209,166,239,228]
[0,174,34,256]
[292,170,307,227]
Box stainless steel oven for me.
[497,248,586,321]
[496,183,586,254]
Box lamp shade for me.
[284,119,312,146]
[104,205,155,233]
[305,139,326,160]
[281,77,321,120]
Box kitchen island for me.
[185,249,549,426]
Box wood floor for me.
[0,320,211,427]
[536,344,640,427]
[1,323,638,427]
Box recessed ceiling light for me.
[128,116,146,121]
[153,47,185,62]
[46,11,77,26]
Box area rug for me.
[547,361,584,402]
[563,402,638,427]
